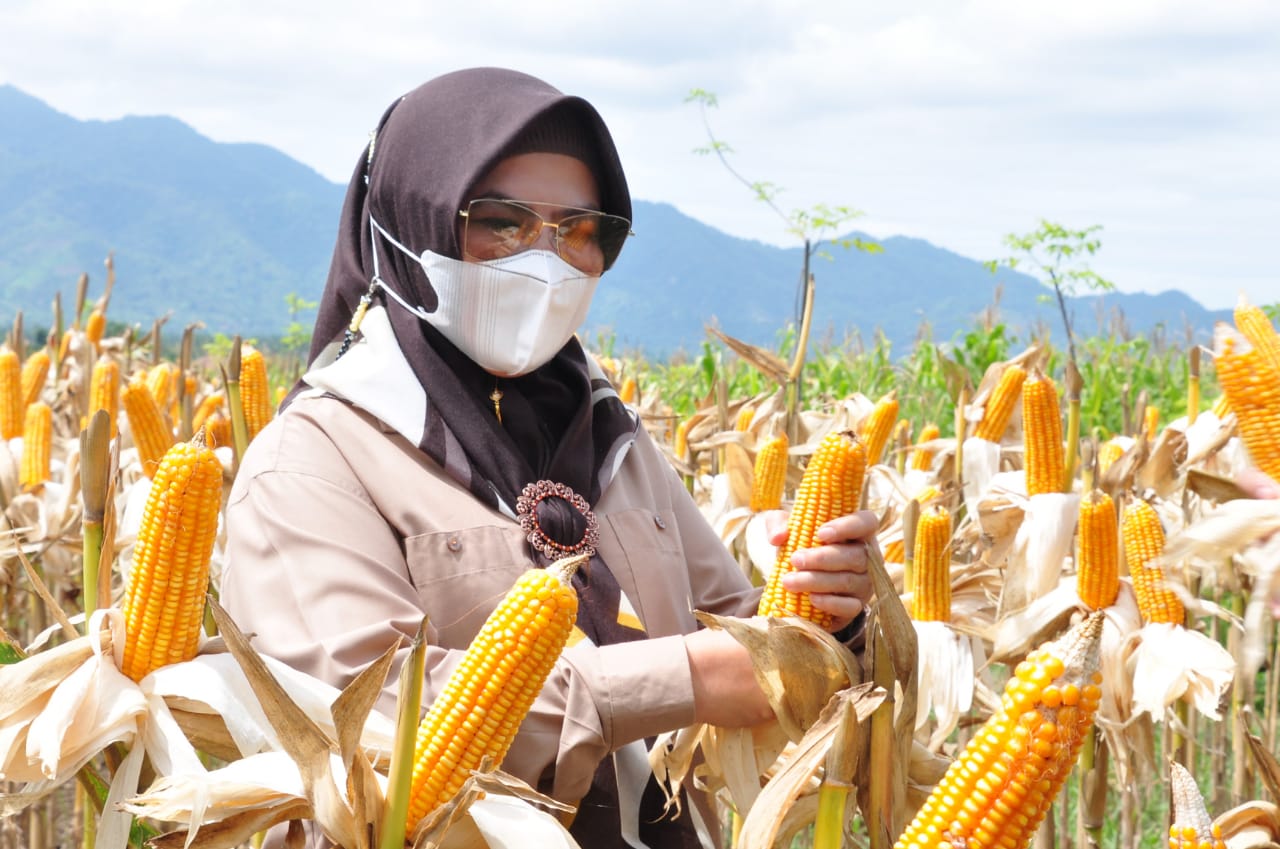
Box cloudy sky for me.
[2,1,1277,310]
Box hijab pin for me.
[337,280,377,358]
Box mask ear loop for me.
[340,215,436,357]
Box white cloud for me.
[1,0,1276,309]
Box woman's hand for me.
[684,627,775,727]
[765,508,878,633]
[1238,467,1280,500]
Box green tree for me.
[685,88,882,437]
[987,220,1114,371]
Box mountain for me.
[0,84,1230,357]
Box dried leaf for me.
[706,328,790,386]
[147,802,312,849]
[1240,710,1280,806]
[737,683,884,849]
[695,612,860,742]
[1186,468,1251,503]
[207,596,357,849]
[1213,800,1280,847]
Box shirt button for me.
[653,515,666,530]
[447,537,462,552]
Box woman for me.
[221,67,876,848]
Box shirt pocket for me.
[602,508,689,631]
[404,525,530,650]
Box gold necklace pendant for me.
[489,386,503,424]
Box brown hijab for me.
[299,69,700,847]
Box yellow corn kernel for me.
[0,347,21,440]
[240,345,274,442]
[1122,499,1184,626]
[122,374,175,478]
[1168,762,1226,849]
[147,362,177,410]
[1234,296,1280,382]
[1215,335,1280,482]
[85,306,106,349]
[1076,489,1119,609]
[909,422,941,471]
[20,349,51,410]
[406,556,582,827]
[618,375,638,405]
[20,401,52,490]
[191,392,226,433]
[894,612,1104,849]
[1098,438,1126,477]
[758,430,866,628]
[120,434,223,682]
[860,392,899,466]
[974,364,1027,442]
[204,413,232,450]
[1023,370,1064,496]
[734,405,755,432]
[910,504,953,621]
[750,433,789,512]
[89,356,121,439]
[1143,404,1160,442]
[672,416,693,463]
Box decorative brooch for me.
[516,480,600,560]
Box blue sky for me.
[2,1,1277,309]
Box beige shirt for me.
[221,393,760,811]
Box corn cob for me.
[405,555,582,827]
[191,392,226,434]
[749,433,789,512]
[883,485,942,563]
[618,375,638,405]
[1023,370,1064,496]
[1215,336,1280,481]
[909,422,941,471]
[672,416,693,463]
[0,347,20,440]
[734,405,755,432]
[85,306,106,349]
[204,413,232,450]
[147,362,176,410]
[20,349,50,410]
[974,364,1027,442]
[1211,393,1231,419]
[1097,438,1126,477]
[1233,296,1280,381]
[910,504,953,621]
[860,392,899,466]
[119,432,223,682]
[1143,404,1160,443]
[1076,489,1119,609]
[1122,499,1184,626]
[1168,761,1226,849]
[240,345,273,442]
[88,356,121,439]
[20,401,52,490]
[758,430,866,628]
[123,374,175,478]
[894,611,1105,849]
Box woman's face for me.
[460,152,608,274]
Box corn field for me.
[2,267,1279,849]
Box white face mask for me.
[370,217,599,377]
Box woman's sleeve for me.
[221,410,693,806]
[221,413,454,720]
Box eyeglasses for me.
[458,199,633,275]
